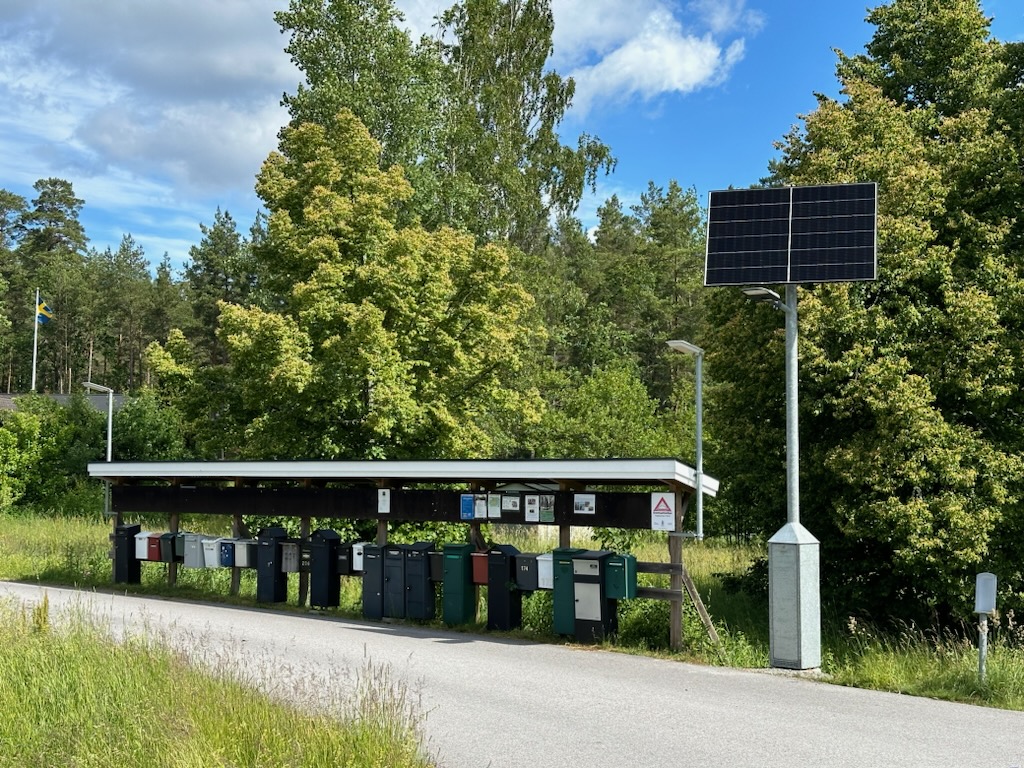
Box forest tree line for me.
[2,0,1024,624]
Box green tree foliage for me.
[202,110,542,459]
[275,0,613,252]
[708,0,1024,619]
[183,209,257,365]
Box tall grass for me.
[0,594,433,767]
[3,514,1023,710]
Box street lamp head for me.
[741,286,782,304]
[83,381,113,394]
[666,339,704,357]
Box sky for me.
[1,0,1023,273]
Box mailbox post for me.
[975,572,997,683]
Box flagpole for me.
[31,288,38,392]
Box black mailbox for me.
[514,552,539,592]
[383,545,407,619]
[256,526,288,603]
[112,523,142,584]
[310,528,342,609]
[336,542,353,576]
[487,544,522,631]
[159,532,179,564]
[405,542,436,620]
[361,544,384,620]
[428,550,444,582]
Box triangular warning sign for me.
[653,497,673,512]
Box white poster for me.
[474,494,488,519]
[501,494,521,512]
[488,493,502,519]
[651,492,676,531]
[524,494,540,523]
[573,493,596,515]
[377,488,391,514]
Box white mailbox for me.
[537,552,553,590]
[351,542,370,573]
[234,539,257,568]
[202,537,223,568]
[975,572,997,615]
[134,531,153,560]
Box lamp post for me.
[742,285,821,670]
[666,339,704,540]
[83,381,113,520]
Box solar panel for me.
[704,182,877,286]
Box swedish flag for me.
[37,301,53,324]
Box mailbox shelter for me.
[89,458,719,649]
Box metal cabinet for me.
[552,547,585,635]
[405,542,436,621]
[487,544,522,631]
[572,550,617,643]
[310,529,342,609]
[361,545,384,620]
[442,543,475,626]
[256,527,288,603]
[112,524,141,584]
[383,545,407,619]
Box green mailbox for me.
[552,547,585,635]
[442,543,476,626]
[605,553,638,599]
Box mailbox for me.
[361,545,384,620]
[443,543,476,626]
[112,523,141,584]
[202,538,223,568]
[159,532,179,564]
[429,551,444,582]
[552,547,585,635]
[335,542,353,576]
[537,552,553,590]
[233,539,257,568]
[514,553,539,592]
[604,553,638,600]
[183,533,207,569]
[134,531,153,561]
[146,533,162,562]
[256,527,288,603]
[280,541,301,573]
[572,550,617,643]
[487,544,522,631]
[219,539,236,568]
[310,529,342,609]
[405,542,436,620]
[471,551,489,585]
[384,545,407,619]
[351,542,370,573]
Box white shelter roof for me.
[87,458,718,497]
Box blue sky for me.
[1,0,1022,273]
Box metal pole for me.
[694,349,704,540]
[105,389,113,462]
[31,288,39,391]
[785,284,799,525]
[979,614,989,683]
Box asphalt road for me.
[2,582,1022,768]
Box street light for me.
[742,284,820,670]
[83,381,113,519]
[666,339,704,540]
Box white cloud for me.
[568,9,746,117]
